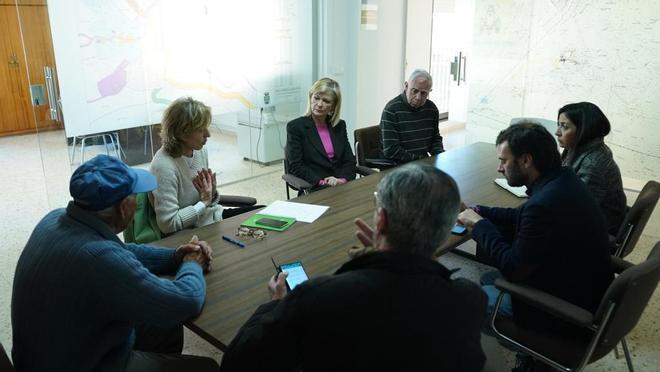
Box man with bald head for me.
[380,69,445,164]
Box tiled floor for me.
[0,124,657,371]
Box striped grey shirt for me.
[380,92,444,163]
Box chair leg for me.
[70,136,77,165]
[143,127,149,156]
[113,132,125,159]
[148,125,155,157]
[620,337,634,372]
[81,136,88,162]
[613,344,621,359]
[285,185,290,200]
[108,133,121,159]
[102,134,109,156]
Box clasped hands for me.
[321,176,346,187]
[176,235,213,273]
[192,168,217,207]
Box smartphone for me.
[451,224,467,235]
[256,217,288,228]
[272,259,309,290]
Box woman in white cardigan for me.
[150,97,259,235]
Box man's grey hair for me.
[376,163,460,257]
[408,69,433,85]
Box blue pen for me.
[222,235,245,248]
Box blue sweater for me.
[11,202,207,372]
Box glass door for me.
[429,0,475,123]
[12,0,315,210]
[14,0,70,210]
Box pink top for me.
[315,122,347,186]
[316,123,335,159]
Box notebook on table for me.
[494,178,528,198]
[241,214,296,232]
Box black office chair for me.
[612,180,660,258]
[510,117,559,146]
[353,125,396,171]
[282,154,314,200]
[1,343,15,372]
[489,241,660,371]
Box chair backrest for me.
[124,192,161,244]
[0,343,15,372]
[614,180,660,257]
[282,143,304,199]
[591,241,660,361]
[354,125,383,167]
[510,117,558,144]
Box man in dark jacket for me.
[220,164,487,372]
[457,123,613,370]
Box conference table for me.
[155,141,526,351]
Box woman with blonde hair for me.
[285,78,357,193]
[150,97,260,234]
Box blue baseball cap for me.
[70,155,157,211]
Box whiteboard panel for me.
[48,0,311,137]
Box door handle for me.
[457,52,462,86]
[8,52,19,67]
[44,66,61,121]
[461,54,467,83]
[450,56,459,82]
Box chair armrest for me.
[608,233,619,254]
[356,165,377,176]
[218,195,257,207]
[282,174,313,190]
[365,158,396,167]
[494,278,594,328]
[611,255,634,274]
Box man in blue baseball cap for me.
[12,155,219,371]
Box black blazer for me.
[285,116,356,185]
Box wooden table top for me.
[154,141,525,351]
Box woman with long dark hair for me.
[556,102,626,234]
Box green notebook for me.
[241,213,296,232]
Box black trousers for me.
[119,324,220,372]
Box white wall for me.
[316,0,360,136]
[404,0,432,77]
[356,0,407,130]
[466,0,660,182]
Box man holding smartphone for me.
[457,123,613,371]
[220,164,487,372]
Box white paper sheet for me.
[494,178,528,198]
[259,200,329,223]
